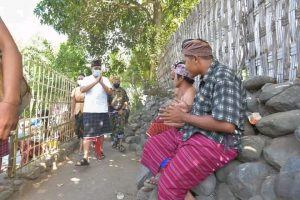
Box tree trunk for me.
[153,0,162,28]
[149,0,162,80]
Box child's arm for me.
[163,100,189,128]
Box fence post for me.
[7,133,17,178]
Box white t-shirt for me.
[81,75,112,113]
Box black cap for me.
[91,59,101,67]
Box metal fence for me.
[157,0,300,88]
[2,61,76,177]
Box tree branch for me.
[101,0,152,20]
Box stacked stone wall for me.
[125,77,300,200]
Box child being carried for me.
[146,62,196,137]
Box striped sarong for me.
[83,113,111,138]
[141,129,237,200]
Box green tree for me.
[34,0,200,110]
[53,41,89,79]
[21,37,59,117]
[107,49,127,76]
[22,37,89,79]
[34,0,199,80]
[21,37,89,117]
[34,0,152,56]
[22,36,55,67]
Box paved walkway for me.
[11,141,140,200]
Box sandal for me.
[185,191,197,200]
[141,174,160,192]
[112,141,118,148]
[95,153,105,160]
[141,182,156,192]
[189,190,198,197]
[75,158,89,166]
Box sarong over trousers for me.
[141,129,238,200]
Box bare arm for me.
[181,87,196,107]
[71,96,76,116]
[80,77,100,93]
[0,18,22,105]
[122,89,129,110]
[122,102,128,110]
[99,78,112,95]
[182,112,235,133]
[160,106,235,134]
[163,87,196,128]
[0,18,23,139]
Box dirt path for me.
[11,141,140,200]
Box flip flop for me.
[95,153,105,160]
[189,190,198,197]
[75,158,89,166]
[141,183,156,192]
[112,142,117,148]
[141,174,160,192]
[148,176,159,185]
[185,191,197,200]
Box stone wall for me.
[130,1,300,198]
[125,77,300,200]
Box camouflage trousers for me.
[110,111,126,138]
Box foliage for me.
[21,37,90,117]
[34,0,151,57]
[21,38,58,117]
[21,37,55,67]
[22,37,90,80]
[34,0,199,76]
[106,49,127,77]
[52,41,89,79]
[34,0,200,109]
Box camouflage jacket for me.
[110,87,129,111]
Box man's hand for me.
[99,76,112,95]
[97,75,102,83]
[118,109,124,115]
[0,102,19,139]
[159,104,186,124]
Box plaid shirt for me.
[181,60,247,150]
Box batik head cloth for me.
[174,63,193,79]
[182,39,212,57]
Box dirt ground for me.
[10,141,140,200]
